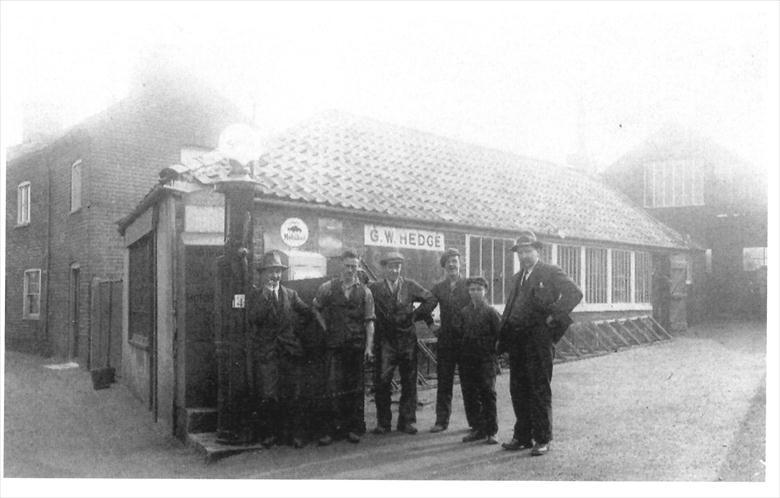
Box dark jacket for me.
[456,301,502,358]
[499,262,583,348]
[369,277,436,346]
[248,285,312,358]
[430,277,472,349]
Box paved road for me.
[3,320,766,481]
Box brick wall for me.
[5,84,248,361]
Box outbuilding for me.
[117,110,696,437]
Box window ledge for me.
[15,222,30,228]
[70,207,82,215]
[22,314,40,320]
[128,335,150,351]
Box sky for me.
[1,1,777,171]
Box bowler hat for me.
[257,250,288,271]
[510,230,544,251]
[466,276,489,289]
[380,251,405,266]
[439,248,461,268]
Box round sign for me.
[280,218,309,248]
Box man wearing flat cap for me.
[428,248,476,433]
[248,250,314,449]
[498,230,582,456]
[369,251,437,435]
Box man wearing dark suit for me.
[498,231,582,456]
[248,250,314,449]
[369,251,436,435]
[428,248,476,433]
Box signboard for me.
[280,218,309,247]
[232,294,245,309]
[364,224,445,252]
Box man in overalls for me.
[369,251,436,435]
[313,250,376,445]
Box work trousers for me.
[323,347,366,436]
[459,353,498,436]
[508,325,554,444]
[254,352,305,442]
[374,339,418,430]
[434,347,478,428]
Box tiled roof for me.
[178,111,689,249]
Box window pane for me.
[673,163,684,207]
[635,252,652,302]
[27,271,40,293]
[71,162,82,210]
[538,244,551,264]
[557,245,581,287]
[743,247,768,271]
[611,250,631,302]
[586,247,608,303]
[469,236,481,277]
[481,238,493,303]
[492,238,504,304]
[504,240,515,301]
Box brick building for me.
[603,125,768,322]
[118,110,695,436]
[5,70,248,362]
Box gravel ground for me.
[3,319,767,481]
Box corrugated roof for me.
[176,110,689,249]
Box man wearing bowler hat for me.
[248,250,314,448]
[498,230,582,456]
[369,251,436,435]
[428,248,476,433]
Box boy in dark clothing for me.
[457,276,501,445]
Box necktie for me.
[520,270,529,287]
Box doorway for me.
[69,264,80,360]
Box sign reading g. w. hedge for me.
[364,224,444,252]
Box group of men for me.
[247,229,582,456]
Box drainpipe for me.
[42,150,54,357]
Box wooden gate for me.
[90,279,123,373]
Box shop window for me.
[742,247,767,272]
[585,247,608,303]
[557,245,582,287]
[23,269,41,319]
[611,250,632,303]
[17,181,30,225]
[467,235,515,306]
[128,234,154,344]
[635,251,652,303]
[71,159,82,212]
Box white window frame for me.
[23,269,42,319]
[644,160,705,208]
[17,181,31,226]
[70,159,83,213]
